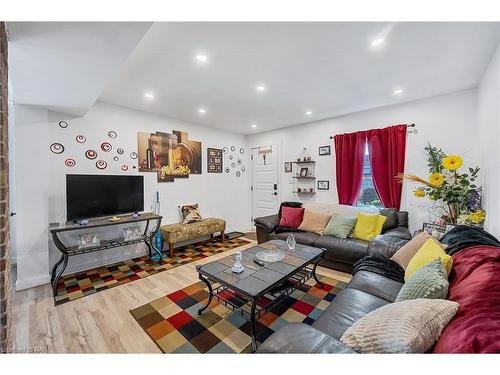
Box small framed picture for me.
[318,180,329,190]
[319,145,331,156]
[284,162,292,173]
[123,226,142,241]
[300,167,308,177]
[78,233,100,249]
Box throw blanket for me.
[352,253,405,283]
[433,245,500,353]
[439,225,500,256]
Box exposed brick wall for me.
[0,21,11,354]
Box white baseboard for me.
[16,274,51,291]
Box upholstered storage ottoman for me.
[160,218,226,258]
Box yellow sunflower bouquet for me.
[397,143,484,225]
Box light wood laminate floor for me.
[10,237,351,353]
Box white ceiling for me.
[7,22,152,116]
[8,22,500,132]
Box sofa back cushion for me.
[324,215,357,238]
[303,202,378,218]
[298,209,332,235]
[380,208,399,232]
[391,231,444,270]
[278,206,305,229]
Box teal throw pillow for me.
[324,215,357,239]
[395,258,449,302]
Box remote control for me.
[253,256,265,266]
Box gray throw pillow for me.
[395,258,449,302]
[324,215,357,238]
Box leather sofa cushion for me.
[314,235,369,265]
[274,231,320,246]
[257,323,356,353]
[313,288,388,339]
[347,270,403,302]
[397,211,409,227]
[380,208,398,232]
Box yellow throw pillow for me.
[405,238,453,281]
[352,213,387,241]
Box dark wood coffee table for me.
[196,239,325,352]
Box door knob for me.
[273,192,278,196]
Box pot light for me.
[195,53,208,64]
[144,92,155,99]
[251,124,257,128]
[393,88,404,95]
[305,111,313,116]
[371,38,385,47]
[198,107,207,115]
[255,84,266,93]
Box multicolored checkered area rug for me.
[54,237,250,305]
[130,275,347,353]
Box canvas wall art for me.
[207,148,223,173]
[137,130,202,182]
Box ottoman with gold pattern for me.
[160,218,226,258]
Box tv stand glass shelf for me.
[49,212,162,297]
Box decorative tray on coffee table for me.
[254,249,286,263]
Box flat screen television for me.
[66,174,144,221]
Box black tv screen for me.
[66,174,144,221]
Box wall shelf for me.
[292,160,316,164]
[293,191,316,194]
[293,176,316,180]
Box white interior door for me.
[251,145,279,221]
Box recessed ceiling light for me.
[305,111,313,116]
[195,53,208,64]
[251,124,257,128]
[255,84,266,93]
[393,88,404,95]
[370,38,385,47]
[144,92,155,99]
[198,107,207,115]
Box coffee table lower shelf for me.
[197,261,324,352]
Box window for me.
[356,144,384,209]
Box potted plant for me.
[398,143,485,225]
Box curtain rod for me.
[329,123,416,139]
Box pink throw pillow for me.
[279,206,305,229]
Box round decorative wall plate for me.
[85,149,97,159]
[231,146,235,152]
[225,167,230,173]
[236,171,241,177]
[231,162,236,168]
[50,143,65,154]
[117,148,124,155]
[240,148,245,154]
[121,165,128,171]
[64,158,76,167]
[58,121,68,128]
[113,156,119,161]
[132,165,137,169]
[241,166,246,172]
[100,142,112,152]
[229,155,233,160]
[223,147,228,154]
[130,152,138,159]
[96,160,107,170]
[108,131,117,139]
[237,158,242,165]
[76,135,86,143]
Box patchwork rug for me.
[54,237,250,305]
[130,275,347,353]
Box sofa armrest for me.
[383,226,412,240]
[368,234,410,259]
[257,323,356,354]
[254,214,279,233]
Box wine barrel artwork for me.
[136,130,202,183]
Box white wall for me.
[247,89,480,233]
[15,101,251,288]
[478,42,500,237]
[14,104,51,290]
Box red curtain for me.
[367,125,407,210]
[333,131,367,205]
